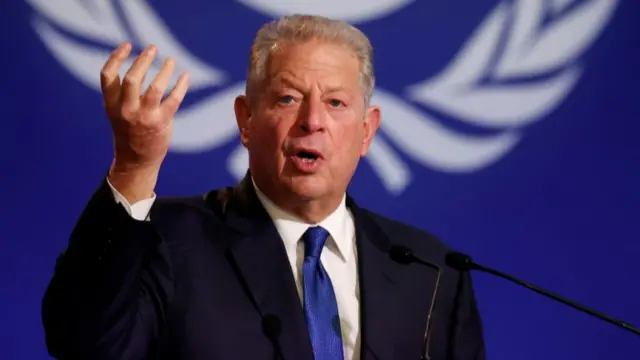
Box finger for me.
[100,42,132,109]
[120,45,158,111]
[142,57,176,108]
[161,72,190,117]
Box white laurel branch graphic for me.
[236,0,414,23]
[25,0,239,152]
[26,0,619,195]
[390,0,618,176]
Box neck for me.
[283,196,344,224]
[251,176,345,224]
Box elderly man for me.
[42,14,485,360]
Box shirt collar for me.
[251,179,353,262]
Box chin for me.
[285,174,329,200]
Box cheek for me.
[331,122,364,157]
[249,115,288,157]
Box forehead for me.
[266,40,361,90]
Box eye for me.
[278,95,294,104]
[328,99,344,108]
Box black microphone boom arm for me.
[445,251,640,337]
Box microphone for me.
[262,314,283,359]
[388,245,442,360]
[445,251,640,337]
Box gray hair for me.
[245,14,375,107]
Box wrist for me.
[108,160,160,204]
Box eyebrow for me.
[271,76,301,90]
[270,76,348,94]
[322,85,348,93]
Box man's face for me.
[235,39,380,205]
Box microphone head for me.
[388,245,414,264]
[445,251,475,271]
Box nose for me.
[297,96,327,134]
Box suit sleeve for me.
[448,271,486,360]
[107,177,156,221]
[42,179,173,360]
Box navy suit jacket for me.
[42,173,485,360]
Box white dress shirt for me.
[107,179,361,360]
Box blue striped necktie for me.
[302,226,345,360]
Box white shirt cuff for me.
[106,178,156,221]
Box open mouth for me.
[291,149,322,173]
[295,151,319,161]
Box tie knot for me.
[303,226,329,259]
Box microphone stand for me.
[446,252,640,337]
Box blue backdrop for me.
[2,0,639,359]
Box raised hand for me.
[101,42,189,204]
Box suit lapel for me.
[349,198,405,360]
[349,198,442,360]
[221,175,314,360]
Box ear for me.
[360,105,381,156]
[234,95,251,148]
